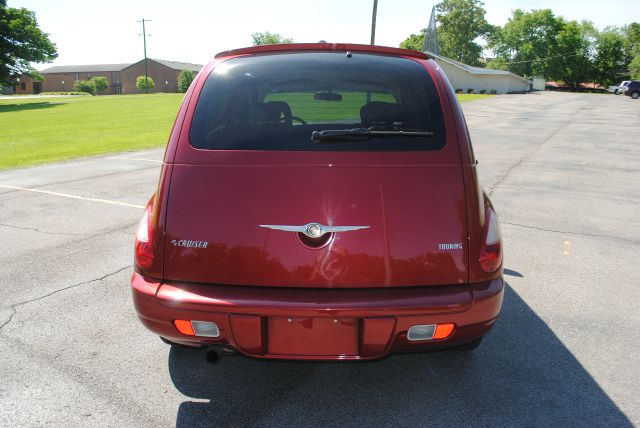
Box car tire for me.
[451,337,483,352]
[631,92,640,99]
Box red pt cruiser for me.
[132,43,504,360]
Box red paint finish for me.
[361,318,396,357]
[131,43,505,360]
[214,42,429,60]
[131,272,503,360]
[164,163,468,287]
[229,315,264,355]
[268,317,359,356]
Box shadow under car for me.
[168,284,632,427]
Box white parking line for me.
[0,184,145,209]
[105,156,163,163]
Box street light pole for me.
[370,0,378,45]
[137,18,152,93]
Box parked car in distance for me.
[623,80,640,99]
[612,81,630,94]
[131,43,504,361]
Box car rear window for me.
[190,51,446,151]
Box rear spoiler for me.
[215,43,429,60]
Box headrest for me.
[263,101,292,125]
[360,101,405,127]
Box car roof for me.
[214,43,429,60]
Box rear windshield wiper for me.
[311,127,434,143]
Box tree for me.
[488,9,564,79]
[624,23,640,56]
[91,76,109,94]
[27,69,43,82]
[73,80,95,95]
[251,31,294,46]
[400,29,426,52]
[554,20,594,89]
[593,29,628,87]
[435,0,491,65]
[177,69,194,93]
[136,75,155,91]
[485,57,509,70]
[630,55,640,79]
[0,0,57,86]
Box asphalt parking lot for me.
[1,92,638,427]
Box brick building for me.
[40,63,130,94]
[120,59,202,94]
[7,74,43,95]
[39,59,202,94]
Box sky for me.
[9,0,640,70]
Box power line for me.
[498,48,588,65]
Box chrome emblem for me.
[259,223,369,238]
[306,223,322,237]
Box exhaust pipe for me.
[205,345,238,363]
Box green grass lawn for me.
[457,93,493,102]
[0,94,183,170]
[0,92,492,170]
[266,92,396,122]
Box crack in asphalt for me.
[0,307,17,331]
[0,265,133,332]
[488,157,526,197]
[502,221,639,244]
[0,222,92,236]
[0,220,137,248]
[0,165,159,195]
[487,104,584,197]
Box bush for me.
[40,91,91,96]
[73,80,96,95]
[489,89,497,94]
[455,88,463,94]
[136,76,155,91]
[177,69,194,93]
[480,89,486,94]
[466,88,474,94]
[91,76,109,94]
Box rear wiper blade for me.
[311,127,434,143]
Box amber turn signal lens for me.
[433,323,455,339]
[407,323,455,341]
[174,319,195,336]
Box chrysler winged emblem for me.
[259,223,369,238]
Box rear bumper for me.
[132,272,504,360]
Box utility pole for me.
[367,0,379,103]
[370,0,378,45]
[137,18,152,93]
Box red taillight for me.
[174,320,195,336]
[135,197,155,269]
[479,207,502,273]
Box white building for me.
[427,52,532,94]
